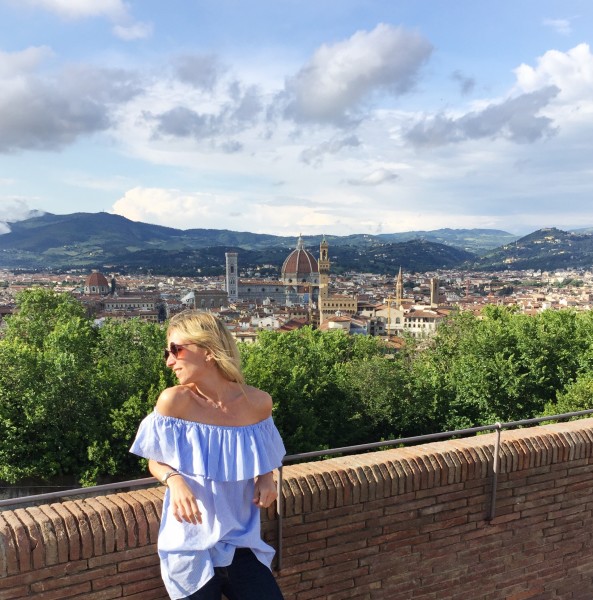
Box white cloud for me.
[0,198,41,233]
[514,43,593,104]
[300,135,361,166]
[111,185,392,237]
[0,46,53,77]
[346,168,399,186]
[14,0,152,41]
[542,18,572,35]
[0,48,142,152]
[403,44,593,149]
[405,86,559,147]
[17,0,127,20]
[113,21,153,41]
[282,23,433,125]
[111,187,236,231]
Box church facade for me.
[225,236,320,306]
[224,236,358,323]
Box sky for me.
[1,0,593,237]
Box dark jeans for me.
[185,548,285,600]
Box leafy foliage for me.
[0,289,171,485]
[2,289,593,487]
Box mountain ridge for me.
[1,212,592,274]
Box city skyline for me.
[1,0,593,237]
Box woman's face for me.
[165,331,210,384]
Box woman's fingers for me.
[169,481,202,524]
[254,488,278,508]
[173,500,202,524]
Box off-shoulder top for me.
[130,409,286,599]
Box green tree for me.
[240,328,387,453]
[82,318,173,484]
[0,289,172,485]
[0,290,100,482]
[408,307,593,431]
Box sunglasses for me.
[164,342,196,360]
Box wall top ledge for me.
[2,418,593,578]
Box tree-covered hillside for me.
[474,227,593,271]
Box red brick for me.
[62,501,93,559]
[49,501,82,561]
[1,510,31,573]
[30,564,116,592]
[0,512,18,576]
[83,497,116,554]
[36,504,69,565]
[0,584,30,599]
[104,493,137,548]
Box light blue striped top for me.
[130,410,286,599]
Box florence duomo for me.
[224,235,357,324]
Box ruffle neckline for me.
[130,409,285,482]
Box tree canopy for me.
[2,289,593,487]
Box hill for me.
[474,227,593,271]
[375,228,517,254]
[0,211,513,274]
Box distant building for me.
[317,237,358,324]
[84,271,110,295]
[226,236,320,306]
[403,308,448,338]
[80,271,165,322]
[182,289,228,310]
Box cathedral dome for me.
[84,271,110,295]
[281,236,318,284]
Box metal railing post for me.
[488,423,502,521]
[276,465,284,572]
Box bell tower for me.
[395,266,403,309]
[225,252,238,301]
[318,236,330,301]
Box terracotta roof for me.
[85,271,109,288]
[281,236,318,275]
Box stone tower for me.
[318,236,330,301]
[225,252,238,301]
[395,266,403,308]
[430,277,439,308]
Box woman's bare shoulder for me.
[242,384,273,418]
[156,385,195,418]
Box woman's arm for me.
[149,459,202,524]
[253,471,278,508]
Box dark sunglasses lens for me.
[164,343,181,360]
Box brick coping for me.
[1,417,592,578]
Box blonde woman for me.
[131,310,285,600]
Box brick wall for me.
[2,418,593,599]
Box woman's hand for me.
[149,459,202,525]
[167,475,202,525]
[253,472,278,508]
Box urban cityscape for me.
[2,233,592,344]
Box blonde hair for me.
[167,310,244,384]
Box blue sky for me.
[1,0,593,236]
